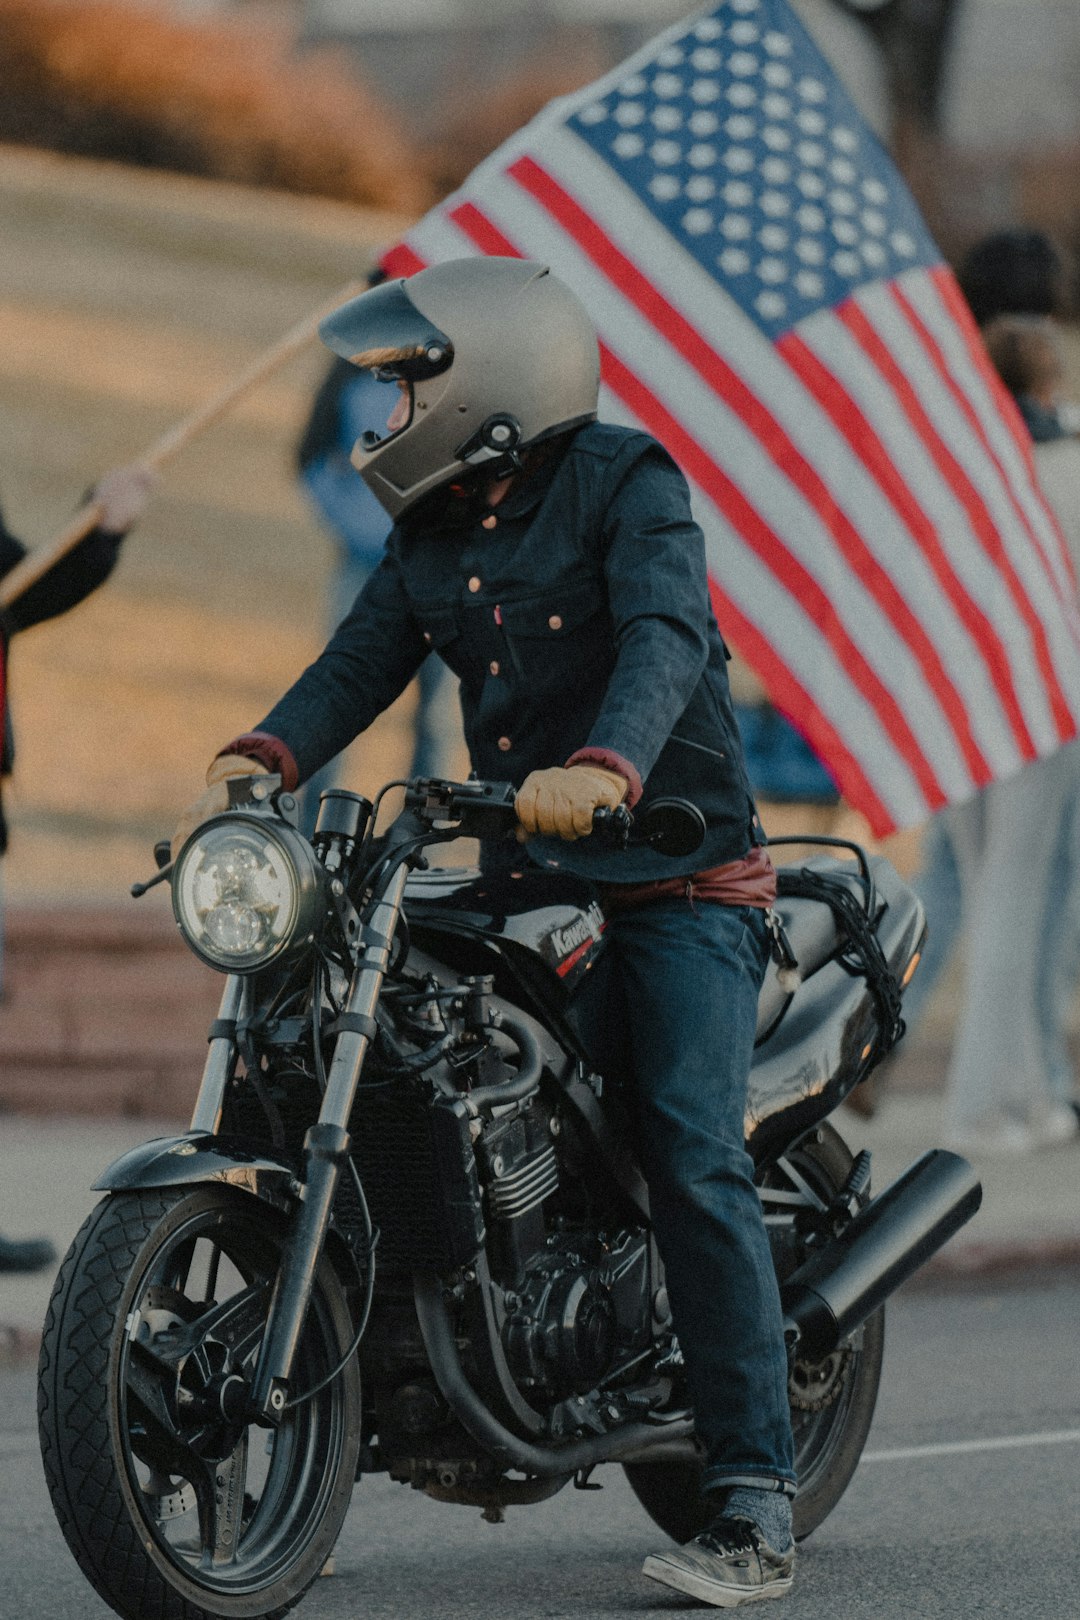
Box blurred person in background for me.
[894,233,1080,1120]
[0,461,154,1271]
[729,658,842,835]
[295,351,460,833]
[980,313,1080,1126]
[932,304,1080,1154]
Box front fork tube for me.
[189,974,249,1135]
[249,862,409,1421]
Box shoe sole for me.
[642,1553,794,1608]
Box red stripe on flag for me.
[841,297,1064,760]
[381,243,428,277]
[449,201,522,258]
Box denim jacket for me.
[257,422,764,882]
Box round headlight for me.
[172,815,325,973]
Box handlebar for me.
[403,779,704,856]
[134,777,705,897]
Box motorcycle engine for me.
[473,1100,654,1399]
[502,1230,652,1398]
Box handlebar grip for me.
[591,804,633,845]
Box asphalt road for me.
[3,1277,1078,1620]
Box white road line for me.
[862,1429,1080,1464]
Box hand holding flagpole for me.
[0,279,363,613]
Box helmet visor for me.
[319,279,453,382]
[351,375,413,454]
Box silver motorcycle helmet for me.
[318,257,600,519]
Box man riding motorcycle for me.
[174,258,797,1607]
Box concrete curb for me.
[916,1234,1080,1286]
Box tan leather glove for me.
[170,754,269,860]
[515,764,628,842]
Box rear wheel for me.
[38,1186,361,1619]
[624,1123,883,1544]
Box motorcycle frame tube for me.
[189,974,248,1135]
[249,861,411,1419]
[781,1149,982,1361]
[414,1271,696,1478]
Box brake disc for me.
[129,1286,204,1483]
[141,1468,197,1520]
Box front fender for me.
[92,1133,299,1212]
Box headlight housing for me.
[172,814,326,973]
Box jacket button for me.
[481,514,498,530]
[489,660,500,676]
[497,736,512,752]
[548,614,563,630]
[468,575,482,593]
[423,631,432,644]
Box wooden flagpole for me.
[0,279,364,613]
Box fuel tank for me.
[405,866,609,994]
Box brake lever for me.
[131,840,175,899]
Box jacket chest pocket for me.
[496,582,610,685]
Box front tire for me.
[624,1123,883,1544]
[38,1187,362,1620]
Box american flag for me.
[382,0,1080,836]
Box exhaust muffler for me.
[782,1149,982,1361]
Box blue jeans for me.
[576,900,795,1497]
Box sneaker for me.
[642,1516,795,1608]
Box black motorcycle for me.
[37,775,981,1620]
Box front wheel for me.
[38,1186,361,1620]
[624,1123,884,1544]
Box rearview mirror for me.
[641,798,707,859]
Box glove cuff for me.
[212,732,299,791]
[565,747,642,807]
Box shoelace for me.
[698,1518,761,1558]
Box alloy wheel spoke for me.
[192,1430,250,1568]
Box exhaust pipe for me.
[782,1150,981,1362]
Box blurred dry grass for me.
[0,143,467,903]
[0,0,433,214]
[422,41,608,197]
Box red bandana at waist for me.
[598,843,777,915]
